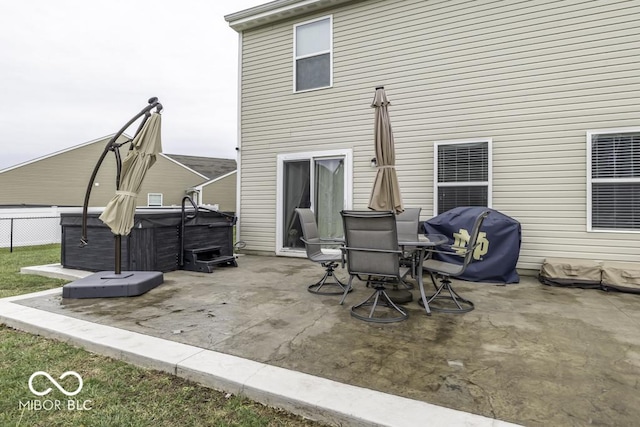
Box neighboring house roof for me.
[0,138,236,183]
[0,134,130,174]
[196,170,237,189]
[0,135,237,208]
[225,0,354,31]
[162,154,236,181]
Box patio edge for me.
[0,293,521,427]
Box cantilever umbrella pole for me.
[80,97,163,247]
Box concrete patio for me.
[4,254,640,426]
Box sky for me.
[0,0,267,171]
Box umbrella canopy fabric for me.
[368,87,404,214]
[99,112,162,235]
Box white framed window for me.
[587,128,640,232]
[147,193,163,207]
[276,149,352,256]
[433,138,492,216]
[293,16,332,93]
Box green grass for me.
[0,245,323,426]
[0,244,67,298]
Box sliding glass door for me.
[315,158,344,240]
[282,160,311,249]
[277,150,352,254]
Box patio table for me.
[399,233,448,315]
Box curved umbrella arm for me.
[80,97,163,247]
[113,143,122,190]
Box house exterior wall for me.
[0,137,206,207]
[236,0,640,270]
[142,155,209,207]
[200,172,237,212]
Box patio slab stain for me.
[15,255,640,427]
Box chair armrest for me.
[342,246,403,255]
[429,240,482,256]
[320,237,344,244]
[433,244,465,252]
[301,237,343,246]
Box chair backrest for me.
[395,207,422,242]
[295,208,322,259]
[340,210,401,277]
[457,210,490,273]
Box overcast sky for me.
[0,0,266,171]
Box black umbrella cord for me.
[79,97,163,274]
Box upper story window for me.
[147,193,163,207]
[293,16,332,92]
[434,139,492,216]
[588,129,640,231]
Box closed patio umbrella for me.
[368,86,403,214]
[65,99,165,298]
[99,112,162,236]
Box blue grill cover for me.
[423,206,521,283]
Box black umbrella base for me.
[62,271,164,299]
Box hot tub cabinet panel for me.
[183,223,234,258]
[61,209,235,273]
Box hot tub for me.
[61,208,236,272]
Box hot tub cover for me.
[423,206,521,283]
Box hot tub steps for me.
[182,246,238,273]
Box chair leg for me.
[308,262,351,295]
[350,286,408,323]
[423,274,474,313]
[362,276,412,303]
[340,275,355,305]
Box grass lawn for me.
[0,245,323,426]
[0,244,67,299]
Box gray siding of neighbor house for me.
[237,0,640,270]
[0,137,207,207]
[201,172,237,212]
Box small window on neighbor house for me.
[588,129,640,231]
[294,16,332,92]
[147,193,163,207]
[434,139,492,216]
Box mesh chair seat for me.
[422,258,465,276]
[309,251,344,264]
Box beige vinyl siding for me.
[0,136,128,207]
[0,137,206,207]
[200,172,237,212]
[237,0,640,269]
[142,156,208,206]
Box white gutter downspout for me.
[235,31,243,243]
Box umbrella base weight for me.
[62,271,164,299]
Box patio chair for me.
[395,207,422,242]
[366,207,421,303]
[340,210,411,323]
[421,210,490,313]
[295,208,349,295]
[395,207,422,278]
